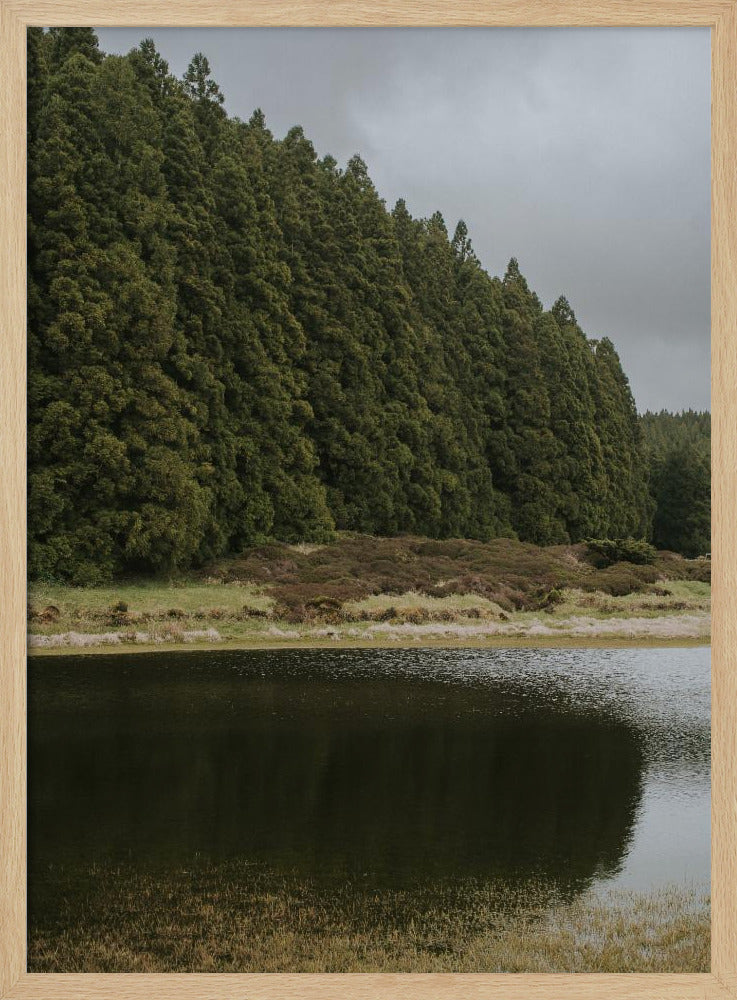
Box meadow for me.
[28,536,710,651]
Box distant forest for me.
[27,29,711,583]
[640,410,710,558]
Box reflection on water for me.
[28,646,710,909]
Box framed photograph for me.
[2,2,735,999]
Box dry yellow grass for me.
[344,590,506,617]
[27,580,709,637]
[27,580,274,644]
[27,865,709,974]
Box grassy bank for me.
[28,535,710,652]
[28,862,709,973]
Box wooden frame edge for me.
[1,973,736,999]
[0,0,27,997]
[2,2,735,998]
[2,0,736,27]
[710,0,737,997]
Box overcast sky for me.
[97,27,711,413]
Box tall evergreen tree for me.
[499,259,566,544]
[641,410,710,555]
[27,30,676,581]
[650,444,710,556]
[590,338,652,538]
[28,47,210,581]
[546,296,607,539]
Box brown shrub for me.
[357,606,398,623]
[239,606,270,620]
[273,594,346,624]
[394,607,430,625]
[304,596,344,623]
[654,553,711,583]
[200,535,707,614]
[272,580,367,611]
[272,602,304,624]
[682,560,711,583]
[107,610,136,627]
[38,605,61,623]
[582,564,658,597]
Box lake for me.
[27,645,710,970]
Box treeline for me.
[28,29,677,583]
[640,411,710,558]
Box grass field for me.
[28,536,710,651]
[27,863,709,973]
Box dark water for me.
[28,646,710,907]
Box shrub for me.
[37,605,61,623]
[582,564,658,597]
[107,609,135,626]
[305,596,344,613]
[276,595,346,624]
[654,552,711,583]
[680,559,711,583]
[200,534,704,614]
[585,538,657,567]
[395,607,430,624]
[240,606,270,619]
[542,588,564,610]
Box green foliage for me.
[589,339,653,539]
[27,30,685,581]
[640,412,710,557]
[585,539,657,567]
[640,410,710,460]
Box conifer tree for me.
[590,338,652,538]
[499,260,566,544]
[641,410,710,555]
[28,47,210,581]
[650,444,710,556]
[27,30,671,580]
[547,296,608,539]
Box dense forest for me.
[640,410,711,558]
[27,29,709,583]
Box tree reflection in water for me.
[29,648,645,903]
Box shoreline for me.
[28,564,711,658]
[27,631,711,657]
[28,866,709,973]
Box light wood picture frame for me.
[1,3,735,998]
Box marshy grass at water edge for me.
[28,862,709,973]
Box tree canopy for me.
[640,410,710,557]
[27,30,699,582]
